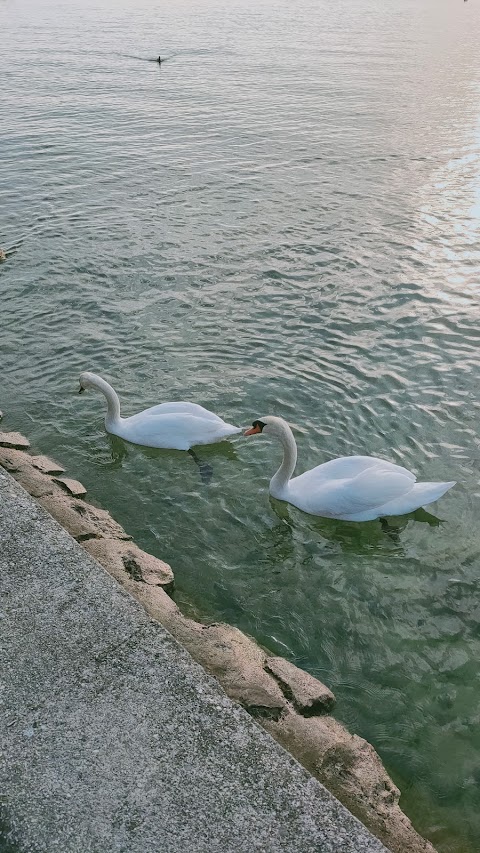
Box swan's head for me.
[78,371,97,394]
[244,416,290,439]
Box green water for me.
[2,0,480,848]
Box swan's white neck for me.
[88,374,121,429]
[269,421,297,498]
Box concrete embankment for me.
[0,429,437,853]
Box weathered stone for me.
[83,539,174,591]
[141,610,287,719]
[262,711,435,853]
[125,547,173,588]
[37,493,131,542]
[77,501,131,540]
[14,466,59,499]
[0,447,30,472]
[53,476,87,498]
[137,583,180,618]
[0,431,30,449]
[31,455,65,475]
[0,450,60,498]
[36,493,97,540]
[195,625,286,717]
[265,657,335,715]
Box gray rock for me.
[263,712,436,853]
[0,449,59,498]
[0,431,30,449]
[0,446,30,472]
[265,656,335,714]
[83,538,174,592]
[173,620,287,719]
[14,465,59,499]
[31,455,65,475]
[37,492,131,541]
[53,476,87,498]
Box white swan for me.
[78,371,241,450]
[244,416,455,521]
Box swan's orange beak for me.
[244,425,261,436]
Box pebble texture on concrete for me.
[0,471,390,853]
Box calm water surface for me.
[2,0,480,849]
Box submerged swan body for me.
[245,416,455,522]
[79,372,241,450]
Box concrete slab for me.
[0,470,389,853]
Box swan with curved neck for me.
[78,371,241,450]
[244,416,455,522]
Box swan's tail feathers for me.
[415,480,456,507]
[364,479,456,519]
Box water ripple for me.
[2,0,480,849]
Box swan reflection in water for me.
[103,432,239,485]
[266,495,443,557]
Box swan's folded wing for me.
[332,469,416,516]
[292,465,416,517]
[138,402,226,423]
[123,413,239,450]
[306,455,416,483]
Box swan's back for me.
[294,455,416,485]
[130,401,227,423]
[118,408,241,450]
[287,455,418,519]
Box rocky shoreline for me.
[0,425,436,853]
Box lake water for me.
[2,0,480,849]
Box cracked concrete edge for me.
[0,432,437,853]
